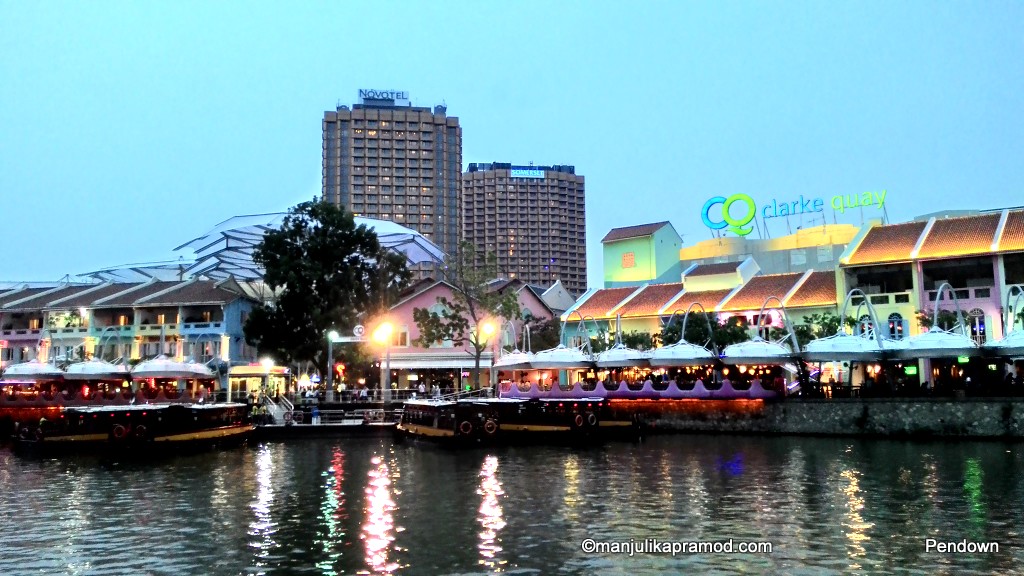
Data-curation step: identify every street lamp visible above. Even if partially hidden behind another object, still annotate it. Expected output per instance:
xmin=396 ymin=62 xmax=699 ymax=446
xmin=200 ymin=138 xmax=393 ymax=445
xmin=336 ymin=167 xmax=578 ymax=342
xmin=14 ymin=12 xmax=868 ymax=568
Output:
xmin=373 ymin=322 xmax=394 ymax=402
xmin=258 ymin=357 xmax=273 ymax=404
xmin=474 ymin=320 xmax=498 ymax=393
xmin=327 ymin=330 xmax=339 ymax=402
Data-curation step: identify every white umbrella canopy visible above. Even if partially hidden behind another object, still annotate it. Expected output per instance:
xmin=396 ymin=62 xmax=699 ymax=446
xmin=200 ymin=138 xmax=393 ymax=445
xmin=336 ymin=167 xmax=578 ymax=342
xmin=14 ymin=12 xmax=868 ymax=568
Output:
xmin=64 ymin=359 xmax=131 ymax=380
xmin=132 ymin=356 xmax=215 ymax=379
xmin=0 ymin=359 xmax=64 ymax=381
xmin=894 ymin=329 xmax=980 ymax=360
xmin=803 ymin=333 xmax=908 ymax=362
xmin=721 ymin=338 xmax=798 ymax=365
xmin=648 ymin=341 xmax=718 ymax=367
xmin=595 ymin=345 xmax=650 ymax=368
xmin=985 ymin=330 xmax=1024 ymax=357
xmin=530 ymin=345 xmax=596 ymax=370
xmin=494 ymin=349 xmax=535 ymax=371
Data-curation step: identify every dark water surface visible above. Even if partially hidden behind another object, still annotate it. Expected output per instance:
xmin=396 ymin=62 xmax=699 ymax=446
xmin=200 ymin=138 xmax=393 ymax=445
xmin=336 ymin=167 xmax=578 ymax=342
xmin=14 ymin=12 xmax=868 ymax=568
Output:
xmin=2 ymin=435 xmax=1024 ymax=575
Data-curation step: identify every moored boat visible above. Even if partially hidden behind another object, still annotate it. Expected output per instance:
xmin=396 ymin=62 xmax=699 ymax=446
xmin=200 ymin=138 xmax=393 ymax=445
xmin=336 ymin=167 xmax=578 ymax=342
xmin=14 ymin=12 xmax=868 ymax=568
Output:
xmin=395 ymin=396 xmax=641 ymax=447
xmin=8 ymin=355 xmax=253 ymax=456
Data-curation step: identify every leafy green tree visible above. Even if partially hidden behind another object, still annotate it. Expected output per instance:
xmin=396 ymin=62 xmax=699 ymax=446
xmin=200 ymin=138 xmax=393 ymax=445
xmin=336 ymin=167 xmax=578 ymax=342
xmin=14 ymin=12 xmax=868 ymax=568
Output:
xmin=619 ymin=330 xmax=658 ymax=350
xmin=917 ymin=308 xmax=963 ymax=331
xmin=413 ymin=243 xmax=520 ymax=389
xmin=523 ymin=316 xmax=561 ymax=352
xmin=660 ymin=313 xmax=750 ymax=349
xmin=243 ymin=201 xmax=411 ymax=377
xmin=768 ymin=312 xmax=857 ymax=349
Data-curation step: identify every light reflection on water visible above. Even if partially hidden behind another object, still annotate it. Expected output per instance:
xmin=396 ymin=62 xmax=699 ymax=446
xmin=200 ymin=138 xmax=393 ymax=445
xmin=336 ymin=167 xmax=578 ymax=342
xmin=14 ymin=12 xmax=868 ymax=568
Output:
xmin=476 ymin=455 xmax=506 ymax=572
xmin=248 ymin=444 xmax=278 ymax=574
xmin=359 ymin=454 xmax=400 ymax=575
xmin=2 ymin=436 xmax=1024 ymax=575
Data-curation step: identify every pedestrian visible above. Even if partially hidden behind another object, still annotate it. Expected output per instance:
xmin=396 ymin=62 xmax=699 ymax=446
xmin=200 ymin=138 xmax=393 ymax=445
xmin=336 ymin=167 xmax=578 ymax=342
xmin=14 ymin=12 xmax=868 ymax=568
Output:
xmin=312 ymin=405 xmax=320 ymax=425
xmin=417 ymin=382 xmax=426 ymax=396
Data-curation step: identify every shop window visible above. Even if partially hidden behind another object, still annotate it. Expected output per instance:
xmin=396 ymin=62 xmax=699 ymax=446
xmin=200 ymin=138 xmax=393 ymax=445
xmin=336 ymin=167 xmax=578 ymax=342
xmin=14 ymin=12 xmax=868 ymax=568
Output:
xmin=887 ymin=313 xmax=905 ymax=340
xmin=969 ymin=309 xmax=986 ymax=345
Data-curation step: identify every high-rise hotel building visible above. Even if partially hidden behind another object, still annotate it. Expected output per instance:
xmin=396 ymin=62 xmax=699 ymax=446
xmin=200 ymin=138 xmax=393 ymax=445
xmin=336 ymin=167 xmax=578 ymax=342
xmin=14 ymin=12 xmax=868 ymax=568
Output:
xmin=322 ymin=90 xmax=462 ymax=273
xmin=462 ymin=163 xmax=587 ymax=296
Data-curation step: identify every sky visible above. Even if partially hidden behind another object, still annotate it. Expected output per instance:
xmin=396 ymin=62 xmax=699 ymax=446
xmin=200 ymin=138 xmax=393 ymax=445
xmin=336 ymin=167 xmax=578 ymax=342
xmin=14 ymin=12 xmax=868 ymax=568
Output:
xmin=2 ymin=1 xmax=1023 ymax=288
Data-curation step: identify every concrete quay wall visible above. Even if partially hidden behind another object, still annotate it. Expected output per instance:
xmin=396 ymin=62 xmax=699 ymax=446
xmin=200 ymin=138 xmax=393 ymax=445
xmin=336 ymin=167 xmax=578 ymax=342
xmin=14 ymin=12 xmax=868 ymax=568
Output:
xmin=632 ymin=399 xmax=1024 ymax=438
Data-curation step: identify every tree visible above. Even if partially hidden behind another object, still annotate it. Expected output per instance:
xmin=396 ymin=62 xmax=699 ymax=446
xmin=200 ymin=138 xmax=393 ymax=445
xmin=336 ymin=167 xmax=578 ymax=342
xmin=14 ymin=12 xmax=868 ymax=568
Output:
xmin=660 ymin=312 xmax=750 ymax=349
xmin=768 ymin=312 xmax=856 ymax=349
xmin=413 ymin=243 xmax=520 ymax=390
xmin=243 ymin=201 xmax=411 ymax=378
xmin=523 ymin=315 xmax=561 ymax=352
xmin=917 ymin=308 xmax=963 ymax=331
xmin=619 ymin=330 xmax=658 ymax=350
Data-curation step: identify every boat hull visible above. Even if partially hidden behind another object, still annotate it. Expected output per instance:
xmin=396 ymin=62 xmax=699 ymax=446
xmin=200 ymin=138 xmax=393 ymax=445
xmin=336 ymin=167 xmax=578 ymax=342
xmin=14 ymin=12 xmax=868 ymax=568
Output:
xmin=394 ymin=398 xmax=642 ymax=448
xmin=10 ymin=403 xmax=253 ymax=458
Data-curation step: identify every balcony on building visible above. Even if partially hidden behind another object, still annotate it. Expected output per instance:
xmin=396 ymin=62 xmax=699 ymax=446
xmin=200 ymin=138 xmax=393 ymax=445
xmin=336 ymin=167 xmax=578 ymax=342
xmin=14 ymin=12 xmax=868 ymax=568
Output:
xmin=136 ymin=307 xmax=182 ymax=337
xmin=0 ymin=312 xmax=45 ymax=341
xmin=180 ymin=306 xmax=225 ymax=335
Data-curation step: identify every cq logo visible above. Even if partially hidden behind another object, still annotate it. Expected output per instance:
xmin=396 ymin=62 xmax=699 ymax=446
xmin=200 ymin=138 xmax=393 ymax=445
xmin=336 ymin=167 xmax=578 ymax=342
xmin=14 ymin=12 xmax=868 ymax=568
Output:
xmin=701 ymin=194 xmax=756 ymax=237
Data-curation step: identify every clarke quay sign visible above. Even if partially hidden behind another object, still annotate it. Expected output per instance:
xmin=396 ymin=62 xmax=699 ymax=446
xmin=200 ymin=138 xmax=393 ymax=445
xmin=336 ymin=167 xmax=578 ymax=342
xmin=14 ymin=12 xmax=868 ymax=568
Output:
xmin=359 ymin=89 xmax=409 ymax=101
xmin=701 ymin=190 xmax=888 ymax=236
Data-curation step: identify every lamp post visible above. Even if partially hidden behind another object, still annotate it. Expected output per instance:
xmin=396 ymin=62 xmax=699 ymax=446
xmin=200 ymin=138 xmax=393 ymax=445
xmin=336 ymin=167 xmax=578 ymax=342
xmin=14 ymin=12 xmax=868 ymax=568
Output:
xmin=373 ymin=322 xmax=394 ymax=402
xmin=474 ymin=320 xmax=497 ymax=394
xmin=327 ymin=330 xmax=339 ymax=402
xmin=259 ymin=357 xmax=273 ymax=403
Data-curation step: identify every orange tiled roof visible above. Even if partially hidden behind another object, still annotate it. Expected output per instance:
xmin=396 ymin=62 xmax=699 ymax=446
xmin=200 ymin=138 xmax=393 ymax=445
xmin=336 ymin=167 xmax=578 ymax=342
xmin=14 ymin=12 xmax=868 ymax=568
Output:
xmin=719 ymin=273 xmax=803 ymax=311
xmin=998 ymin=210 xmax=1024 ymax=252
xmin=786 ymin=271 xmax=838 ymax=308
xmin=572 ymin=287 xmax=637 ymax=318
xmin=685 ymin=262 xmax=741 ymax=277
xmin=916 ymin=213 xmax=1001 ymax=260
xmin=844 ymin=221 xmax=927 ymax=265
xmin=617 ymin=283 xmax=685 ymax=317
xmin=665 ymin=289 xmax=734 ymax=314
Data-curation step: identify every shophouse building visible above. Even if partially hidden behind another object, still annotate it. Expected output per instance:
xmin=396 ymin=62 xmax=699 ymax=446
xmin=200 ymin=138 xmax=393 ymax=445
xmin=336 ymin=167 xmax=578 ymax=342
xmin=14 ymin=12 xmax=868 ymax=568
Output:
xmin=0 ymin=279 xmax=257 ymax=369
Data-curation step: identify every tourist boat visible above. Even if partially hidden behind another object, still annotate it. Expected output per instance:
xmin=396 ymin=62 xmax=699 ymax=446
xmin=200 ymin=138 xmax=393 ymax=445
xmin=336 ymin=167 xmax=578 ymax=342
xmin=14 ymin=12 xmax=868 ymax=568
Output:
xmin=9 ymin=355 xmax=253 ymax=455
xmin=394 ymin=396 xmax=641 ymax=447
xmin=252 ymin=407 xmax=401 ymax=439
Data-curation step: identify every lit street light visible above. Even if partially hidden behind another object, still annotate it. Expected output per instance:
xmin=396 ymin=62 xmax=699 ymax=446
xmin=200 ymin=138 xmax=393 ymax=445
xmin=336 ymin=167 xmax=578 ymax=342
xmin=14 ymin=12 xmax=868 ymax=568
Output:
xmin=472 ymin=320 xmax=498 ymax=393
xmin=373 ymin=322 xmax=394 ymax=402
xmin=327 ymin=330 xmax=340 ymax=402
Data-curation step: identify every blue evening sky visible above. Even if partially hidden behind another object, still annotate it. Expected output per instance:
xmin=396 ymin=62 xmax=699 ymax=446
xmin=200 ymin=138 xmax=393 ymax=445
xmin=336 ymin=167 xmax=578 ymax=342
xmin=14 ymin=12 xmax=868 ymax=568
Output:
xmin=2 ymin=1 xmax=1022 ymax=287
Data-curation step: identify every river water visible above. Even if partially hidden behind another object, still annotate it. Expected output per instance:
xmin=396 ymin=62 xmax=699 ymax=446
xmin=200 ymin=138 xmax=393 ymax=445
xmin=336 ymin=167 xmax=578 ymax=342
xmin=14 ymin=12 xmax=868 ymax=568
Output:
xmin=1 ymin=434 xmax=1023 ymax=575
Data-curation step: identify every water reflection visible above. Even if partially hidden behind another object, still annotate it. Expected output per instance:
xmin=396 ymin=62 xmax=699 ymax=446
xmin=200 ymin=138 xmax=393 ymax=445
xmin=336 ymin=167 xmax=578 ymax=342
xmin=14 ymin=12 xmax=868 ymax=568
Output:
xmin=839 ymin=467 xmax=873 ymax=570
xmin=477 ymin=455 xmax=507 ymax=572
xmin=4 ymin=437 xmax=1024 ymax=575
xmin=360 ymin=454 xmax=399 ymax=575
xmin=248 ymin=445 xmax=277 ymax=574
xmin=964 ymin=458 xmax=986 ymax=536
xmin=317 ymin=447 xmax=347 ymax=574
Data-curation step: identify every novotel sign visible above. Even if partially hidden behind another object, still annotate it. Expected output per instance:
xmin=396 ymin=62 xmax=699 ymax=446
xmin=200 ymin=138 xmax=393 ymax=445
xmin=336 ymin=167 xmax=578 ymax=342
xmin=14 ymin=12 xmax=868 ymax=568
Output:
xmin=510 ymin=169 xmax=545 ymax=178
xmin=701 ymin=190 xmax=888 ymax=236
xmin=359 ymin=89 xmax=409 ymax=101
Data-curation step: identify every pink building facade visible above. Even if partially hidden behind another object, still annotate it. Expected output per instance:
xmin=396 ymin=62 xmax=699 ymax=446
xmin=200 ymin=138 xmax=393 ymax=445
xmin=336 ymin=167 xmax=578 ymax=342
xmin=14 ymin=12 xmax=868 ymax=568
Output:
xmin=372 ymin=280 xmax=555 ymax=390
